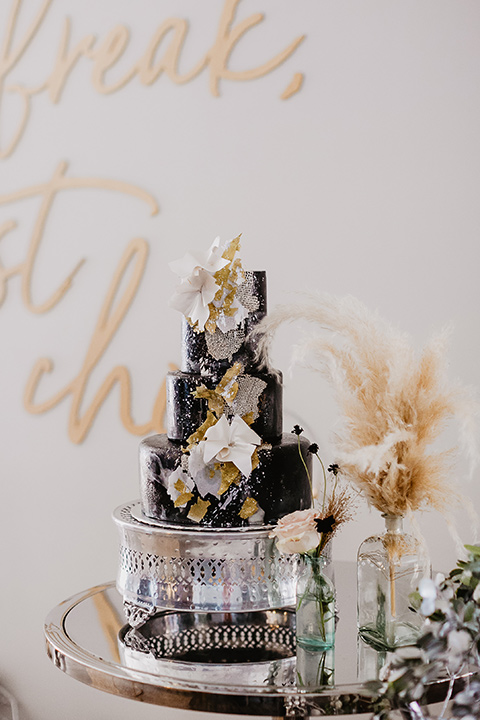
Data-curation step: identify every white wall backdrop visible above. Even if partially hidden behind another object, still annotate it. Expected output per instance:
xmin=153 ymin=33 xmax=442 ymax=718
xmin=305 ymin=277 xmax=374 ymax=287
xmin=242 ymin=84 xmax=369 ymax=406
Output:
xmin=1 ymin=1 xmax=479 ymax=718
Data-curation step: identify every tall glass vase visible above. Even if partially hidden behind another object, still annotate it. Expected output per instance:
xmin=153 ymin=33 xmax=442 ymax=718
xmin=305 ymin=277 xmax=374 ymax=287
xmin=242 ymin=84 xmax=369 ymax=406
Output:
xmin=296 ymin=555 xmax=335 ymax=650
xmin=357 ymin=514 xmax=431 ymax=650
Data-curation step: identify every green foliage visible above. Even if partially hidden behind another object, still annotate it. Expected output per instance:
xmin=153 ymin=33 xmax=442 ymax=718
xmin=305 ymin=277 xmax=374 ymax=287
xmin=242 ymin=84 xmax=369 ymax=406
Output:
xmin=369 ymin=544 xmax=480 ymax=719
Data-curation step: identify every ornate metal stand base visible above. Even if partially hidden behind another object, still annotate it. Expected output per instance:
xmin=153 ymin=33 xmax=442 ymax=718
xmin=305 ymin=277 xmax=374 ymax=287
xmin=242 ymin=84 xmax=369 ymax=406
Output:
xmin=113 ymin=501 xmax=298 ymax=614
xmin=119 ymin=608 xmax=296 ymax=687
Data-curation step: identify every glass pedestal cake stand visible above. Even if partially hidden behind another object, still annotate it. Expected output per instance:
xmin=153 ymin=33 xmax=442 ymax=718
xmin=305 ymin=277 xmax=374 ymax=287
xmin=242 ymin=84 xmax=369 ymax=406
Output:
xmin=44 ymin=562 xmax=469 ymax=718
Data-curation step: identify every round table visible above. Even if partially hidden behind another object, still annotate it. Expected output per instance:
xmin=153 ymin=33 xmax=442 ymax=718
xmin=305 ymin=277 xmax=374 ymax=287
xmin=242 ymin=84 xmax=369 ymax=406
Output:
xmin=44 ymin=563 xmax=462 ymax=718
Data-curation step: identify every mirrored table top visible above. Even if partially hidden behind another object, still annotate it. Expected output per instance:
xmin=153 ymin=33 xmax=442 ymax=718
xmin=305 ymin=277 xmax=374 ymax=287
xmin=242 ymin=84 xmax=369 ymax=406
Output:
xmin=44 ymin=563 xmax=460 ymax=717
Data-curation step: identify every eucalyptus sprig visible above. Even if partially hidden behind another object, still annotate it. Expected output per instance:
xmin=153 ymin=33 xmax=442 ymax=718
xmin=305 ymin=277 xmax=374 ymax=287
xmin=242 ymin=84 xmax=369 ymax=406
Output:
xmin=367 ymin=545 xmax=480 ymax=720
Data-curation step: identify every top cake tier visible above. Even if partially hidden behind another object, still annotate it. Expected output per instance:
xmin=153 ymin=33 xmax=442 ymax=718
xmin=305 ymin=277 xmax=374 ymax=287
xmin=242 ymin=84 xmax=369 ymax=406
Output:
xmin=181 ymin=270 xmax=266 ymax=376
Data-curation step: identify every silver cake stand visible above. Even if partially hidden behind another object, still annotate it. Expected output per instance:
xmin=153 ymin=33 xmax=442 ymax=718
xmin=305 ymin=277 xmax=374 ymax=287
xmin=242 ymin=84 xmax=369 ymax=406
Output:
xmin=44 ymin=563 xmax=469 ymax=718
xmin=113 ymin=501 xmax=300 ymax=620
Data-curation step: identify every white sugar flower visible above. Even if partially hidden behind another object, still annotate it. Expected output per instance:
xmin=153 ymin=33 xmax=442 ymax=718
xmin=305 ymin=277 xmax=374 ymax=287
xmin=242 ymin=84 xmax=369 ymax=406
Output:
xmin=202 ymin=414 xmax=261 ymax=477
xmin=169 ymin=237 xmax=232 ymax=330
xmin=169 ymin=236 xmax=229 ymax=279
xmin=169 ymin=268 xmax=219 ymax=330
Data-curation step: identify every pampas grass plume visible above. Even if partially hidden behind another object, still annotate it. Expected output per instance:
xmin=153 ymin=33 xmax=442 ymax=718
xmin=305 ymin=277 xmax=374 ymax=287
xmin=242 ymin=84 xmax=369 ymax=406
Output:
xmin=254 ymin=293 xmax=479 ymax=520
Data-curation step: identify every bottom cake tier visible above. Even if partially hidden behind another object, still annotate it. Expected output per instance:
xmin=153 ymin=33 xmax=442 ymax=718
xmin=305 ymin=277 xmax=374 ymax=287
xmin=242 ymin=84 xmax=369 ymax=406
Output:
xmin=139 ymin=432 xmax=313 ymax=527
xmin=113 ymin=502 xmax=299 ymax=613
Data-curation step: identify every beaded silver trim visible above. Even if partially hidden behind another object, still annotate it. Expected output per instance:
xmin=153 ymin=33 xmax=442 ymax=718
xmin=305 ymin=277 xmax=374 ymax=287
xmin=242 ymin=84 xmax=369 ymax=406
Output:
xmin=230 ymin=374 xmax=267 ymax=420
xmin=235 ymin=271 xmax=260 ymax=312
xmin=205 ymin=327 xmax=245 ymax=360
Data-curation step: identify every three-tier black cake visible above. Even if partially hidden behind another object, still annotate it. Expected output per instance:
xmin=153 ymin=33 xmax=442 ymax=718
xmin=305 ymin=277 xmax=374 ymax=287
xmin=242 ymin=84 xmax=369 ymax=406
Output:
xmin=138 ymin=236 xmax=313 ymax=528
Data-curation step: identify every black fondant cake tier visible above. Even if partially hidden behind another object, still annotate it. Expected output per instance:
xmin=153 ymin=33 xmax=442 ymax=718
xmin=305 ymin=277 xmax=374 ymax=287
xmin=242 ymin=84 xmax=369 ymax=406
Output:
xmin=166 ymin=369 xmax=283 ymax=443
xmin=181 ymin=271 xmax=266 ymax=376
xmin=139 ymin=433 xmax=313 ymax=528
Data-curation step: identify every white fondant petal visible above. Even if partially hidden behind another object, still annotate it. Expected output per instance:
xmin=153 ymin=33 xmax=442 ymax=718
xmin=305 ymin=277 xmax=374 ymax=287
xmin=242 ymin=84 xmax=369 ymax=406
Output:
xmin=201 ymin=415 xmax=260 ymax=478
xmin=169 ymin=269 xmax=219 ymax=330
xmin=205 ymin=236 xmax=229 ymax=273
xmin=189 ymin=295 xmax=210 ymax=331
xmin=203 ymin=415 xmax=230 ymax=444
xmin=230 ymin=415 xmax=262 ymax=445
xmin=169 ymin=284 xmax=198 ymax=316
xmin=169 ymin=238 xmax=229 ymax=282
xmin=169 ymin=253 xmax=199 ymax=279
xmin=223 ymin=444 xmax=254 ymax=477
xmin=202 ymin=440 xmax=227 ymax=465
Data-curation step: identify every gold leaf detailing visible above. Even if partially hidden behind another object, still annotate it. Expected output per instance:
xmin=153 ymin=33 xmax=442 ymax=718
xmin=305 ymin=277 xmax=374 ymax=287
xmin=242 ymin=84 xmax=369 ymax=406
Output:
xmin=173 ymin=479 xmax=194 ymax=507
xmin=174 ymin=479 xmax=188 ymax=492
xmin=223 ymin=234 xmax=242 ymax=263
xmin=218 ymin=462 xmax=241 ymax=495
xmin=186 ymin=410 xmax=217 ymax=447
xmin=216 ymin=361 xmax=243 ymax=405
xmin=242 ymin=411 xmax=255 ymax=426
xmin=205 ymin=236 xmax=245 ymax=333
xmin=219 ymin=265 xmax=243 ymax=316
xmin=193 ymin=385 xmax=224 ymax=417
xmin=251 ymin=447 xmax=260 ymax=470
xmin=239 ymin=497 xmax=259 ymax=519
xmin=174 ymin=492 xmax=193 ymax=507
xmin=187 ymin=498 xmax=211 ymax=522
xmin=205 ymin=315 xmax=218 ymax=335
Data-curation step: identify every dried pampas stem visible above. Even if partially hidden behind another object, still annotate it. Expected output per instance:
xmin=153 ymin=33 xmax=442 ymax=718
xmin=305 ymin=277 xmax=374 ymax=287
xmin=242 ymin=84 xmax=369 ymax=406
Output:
xmin=253 ymin=292 xmax=479 ymax=530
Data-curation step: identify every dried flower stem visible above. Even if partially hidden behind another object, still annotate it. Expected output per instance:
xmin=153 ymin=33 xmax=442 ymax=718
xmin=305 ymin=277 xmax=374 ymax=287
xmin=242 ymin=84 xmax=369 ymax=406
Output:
xmin=314 ymin=454 xmax=328 ymax=514
xmin=297 ymin=434 xmax=313 ymax=496
xmin=389 ymin=564 xmax=396 ymax=618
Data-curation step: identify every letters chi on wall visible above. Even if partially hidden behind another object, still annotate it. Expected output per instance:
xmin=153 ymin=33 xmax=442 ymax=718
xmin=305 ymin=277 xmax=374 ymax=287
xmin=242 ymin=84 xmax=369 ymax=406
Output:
xmin=0 ymin=0 xmax=305 ymax=442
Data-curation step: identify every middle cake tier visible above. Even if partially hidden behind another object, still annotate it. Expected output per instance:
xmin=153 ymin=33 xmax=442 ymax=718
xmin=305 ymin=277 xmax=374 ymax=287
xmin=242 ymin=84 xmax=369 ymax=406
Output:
xmin=166 ymin=368 xmax=283 ymax=442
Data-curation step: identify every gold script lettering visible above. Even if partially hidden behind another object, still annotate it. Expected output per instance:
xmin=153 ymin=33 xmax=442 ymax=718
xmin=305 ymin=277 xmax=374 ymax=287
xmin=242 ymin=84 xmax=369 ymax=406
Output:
xmin=47 ymin=17 xmax=96 ymax=103
xmin=207 ymin=0 xmax=305 ymax=97
xmin=0 ymin=0 xmax=306 ymax=159
xmin=90 ymin=24 xmax=136 ymax=94
xmin=0 ymin=0 xmax=52 ymax=158
xmin=135 ymin=18 xmax=206 ymax=86
xmin=0 ymin=160 xmax=158 ymax=313
xmin=24 ymin=238 xmax=175 ymax=443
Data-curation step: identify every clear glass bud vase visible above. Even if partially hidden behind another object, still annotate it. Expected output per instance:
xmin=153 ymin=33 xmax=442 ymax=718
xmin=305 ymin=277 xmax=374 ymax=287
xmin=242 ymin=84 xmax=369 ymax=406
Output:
xmin=296 ymin=555 xmax=335 ymax=650
xmin=296 ymin=645 xmax=335 ymax=689
xmin=357 ymin=514 xmax=431 ymax=650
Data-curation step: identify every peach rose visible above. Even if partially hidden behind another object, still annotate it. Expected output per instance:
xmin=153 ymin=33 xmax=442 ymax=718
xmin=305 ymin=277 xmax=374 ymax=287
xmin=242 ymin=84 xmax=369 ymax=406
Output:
xmin=270 ymin=508 xmax=320 ymax=554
